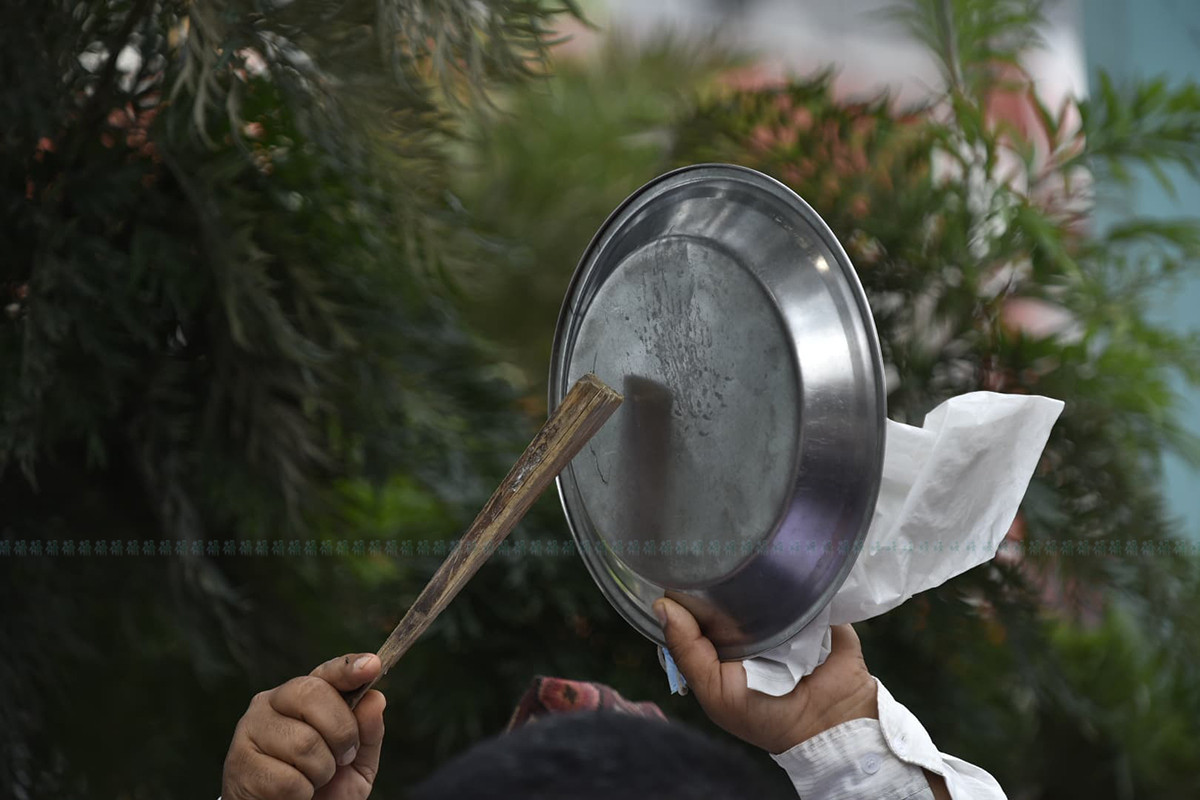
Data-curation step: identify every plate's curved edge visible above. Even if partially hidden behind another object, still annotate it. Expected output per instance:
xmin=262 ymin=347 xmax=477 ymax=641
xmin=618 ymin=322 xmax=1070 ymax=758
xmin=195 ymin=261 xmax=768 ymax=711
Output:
xmin=735 ymin=167 xmax=889 ymax=656
xmin=549 ymin=163 xmax=888 ymax=661
xmin=548 ymin=168 xmax=712 ymax=655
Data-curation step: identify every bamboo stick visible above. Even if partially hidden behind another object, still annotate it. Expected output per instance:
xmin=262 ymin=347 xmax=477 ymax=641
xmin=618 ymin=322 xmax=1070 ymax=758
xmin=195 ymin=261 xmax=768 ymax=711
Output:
xmin=343 ymin=373 xmax=622 ymax=708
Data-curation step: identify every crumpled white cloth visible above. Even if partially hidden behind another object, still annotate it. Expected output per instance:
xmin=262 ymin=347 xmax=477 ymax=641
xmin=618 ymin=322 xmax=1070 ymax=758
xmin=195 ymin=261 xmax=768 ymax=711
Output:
xmin=741 ymin=391 xmax=1064 ymax=696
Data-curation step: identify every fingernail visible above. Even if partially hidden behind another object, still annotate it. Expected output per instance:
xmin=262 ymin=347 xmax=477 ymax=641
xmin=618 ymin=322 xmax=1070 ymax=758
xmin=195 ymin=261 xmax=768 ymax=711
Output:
xmin=652 ymin=599 xmax=668 ymax=627
xmin=338 ymin=746 xmax=357 ymax=766
xmin=353 ymin=655 xmax=372 ymax=671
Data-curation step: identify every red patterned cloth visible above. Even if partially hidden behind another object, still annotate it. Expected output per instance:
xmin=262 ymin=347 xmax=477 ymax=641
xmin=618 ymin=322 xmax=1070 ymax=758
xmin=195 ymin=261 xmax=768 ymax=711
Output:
xmin=504 ymin=676 xmax=667 ymax=732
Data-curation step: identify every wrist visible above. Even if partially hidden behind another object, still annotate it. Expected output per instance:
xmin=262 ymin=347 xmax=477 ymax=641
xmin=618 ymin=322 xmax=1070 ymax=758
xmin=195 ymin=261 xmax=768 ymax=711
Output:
xmin=775 ymin=675 xmax=879 ymax=753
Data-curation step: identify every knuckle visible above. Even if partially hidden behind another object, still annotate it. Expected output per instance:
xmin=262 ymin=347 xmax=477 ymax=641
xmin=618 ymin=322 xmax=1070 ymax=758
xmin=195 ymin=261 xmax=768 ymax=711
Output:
xmin=286 ymin=675 xmax=314 ymax=694
xmin=333 ymin=714 xmax=360 ymax=751
xmin=291 ymin=732 xmax=336 ymax=789
xmin=311 ymin=756 xmax=337 ymax=788
xmin=231 ymin=756 xmax=273 ymax=800
xmin=279 ymin=769 xmax=314 ymax=800
xmin=294 ymin=726 xmax=326 ymax=760
xmin=276 ymin=676 xmax=323 ymax=710
xmin=295 ymin=675 xmax=328 ymax=699
xmin=230 ymin=729 xmax=260 ymax=762
xmin=225 ymin=731 xmax=248 ymax=760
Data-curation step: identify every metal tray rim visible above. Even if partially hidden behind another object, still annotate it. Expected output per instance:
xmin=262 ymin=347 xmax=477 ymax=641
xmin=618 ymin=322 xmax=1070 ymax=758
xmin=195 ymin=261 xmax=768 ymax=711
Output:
xmin=549 ymin=162 xmax=886 ymax=660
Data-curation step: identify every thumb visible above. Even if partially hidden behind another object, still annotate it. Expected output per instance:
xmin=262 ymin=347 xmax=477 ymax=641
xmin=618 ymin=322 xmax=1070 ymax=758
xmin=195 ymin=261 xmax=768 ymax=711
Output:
xmin=310 ymin=653 xmax=382 ymax=693
xmin=654 ymin=597 xmax=722 ymax=698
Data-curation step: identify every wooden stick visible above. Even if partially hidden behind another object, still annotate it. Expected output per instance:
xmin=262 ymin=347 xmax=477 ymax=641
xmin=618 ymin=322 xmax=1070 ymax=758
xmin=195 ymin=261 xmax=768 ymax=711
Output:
xmin=343 ymin=373 xmax=622 ymax=709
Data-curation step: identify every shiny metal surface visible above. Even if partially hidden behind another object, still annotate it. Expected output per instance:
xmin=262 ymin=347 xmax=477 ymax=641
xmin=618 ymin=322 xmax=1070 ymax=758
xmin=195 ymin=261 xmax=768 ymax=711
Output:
xmin=550 ymin=164 xmax=885 ymax=660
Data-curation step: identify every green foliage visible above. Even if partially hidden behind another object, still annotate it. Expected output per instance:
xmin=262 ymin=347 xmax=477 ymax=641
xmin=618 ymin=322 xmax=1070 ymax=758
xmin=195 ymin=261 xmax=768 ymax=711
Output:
xmin=683 ymin=6 xmax=1200 ymax=798
xmin=451 ymin=36 xmax=737 ymax=403
xmin=890 ymin=0 xmax=1044 ymax=99
xmin=0 ymin=0 xmax=599 ymax=797
xmin=4 ymin=0 xmax=1200 ymax=798
xmin=458 ymin=2 xmax=1200 ymax=797
xmin=1044 ymin=603 xmax=1200 ymax=797
xmin=1073 ymin=73 xmax=1200 ymax=191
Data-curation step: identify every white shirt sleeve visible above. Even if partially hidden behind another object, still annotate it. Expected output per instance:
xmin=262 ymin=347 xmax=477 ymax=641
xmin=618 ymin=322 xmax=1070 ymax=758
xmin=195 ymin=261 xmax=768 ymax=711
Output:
xmin=770 ymin=678 xmax=1007 ymax=800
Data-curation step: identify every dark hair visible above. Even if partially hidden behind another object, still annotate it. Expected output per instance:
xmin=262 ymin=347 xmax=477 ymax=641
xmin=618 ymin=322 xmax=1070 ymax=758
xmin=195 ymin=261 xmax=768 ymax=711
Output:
xmin=409 ymin=711 xmax=790 ymax=800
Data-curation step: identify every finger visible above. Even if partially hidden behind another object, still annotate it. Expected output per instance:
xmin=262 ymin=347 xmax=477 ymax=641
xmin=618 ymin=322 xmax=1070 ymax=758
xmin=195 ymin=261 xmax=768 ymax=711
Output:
xmin=225 ymin=747 xmax=315 ymax=800
xmin=271 ymin=676 xmax=361 ymax=766
xmin=655 ymin=597 xmax=726 ymax=702
xmin=250 ymin=714 xmax=337 ymax=790
xmin=350 ymin=690 xmax=386 ymax=785
xmin=309 ymin=653 xmax=382 ymax=693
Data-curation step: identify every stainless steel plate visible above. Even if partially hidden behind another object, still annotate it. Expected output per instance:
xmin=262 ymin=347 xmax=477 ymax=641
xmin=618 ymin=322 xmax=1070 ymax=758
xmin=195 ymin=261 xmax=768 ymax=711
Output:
xmin=550 ymin=164 xmax=885 ymax=660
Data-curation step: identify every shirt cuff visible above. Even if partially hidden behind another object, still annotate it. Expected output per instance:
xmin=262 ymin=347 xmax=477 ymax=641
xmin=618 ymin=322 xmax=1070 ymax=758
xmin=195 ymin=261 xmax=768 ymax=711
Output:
xmin=771 ymin=714 xmax=933 ymax=800
xmin=772 ymin=677 xmax=1008 ymax=800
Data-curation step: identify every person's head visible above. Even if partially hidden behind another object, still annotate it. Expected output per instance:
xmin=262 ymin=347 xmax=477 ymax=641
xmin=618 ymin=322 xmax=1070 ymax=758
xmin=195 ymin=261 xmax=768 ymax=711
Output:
xmin=410 ymin=711 xmax=790 ymax=800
